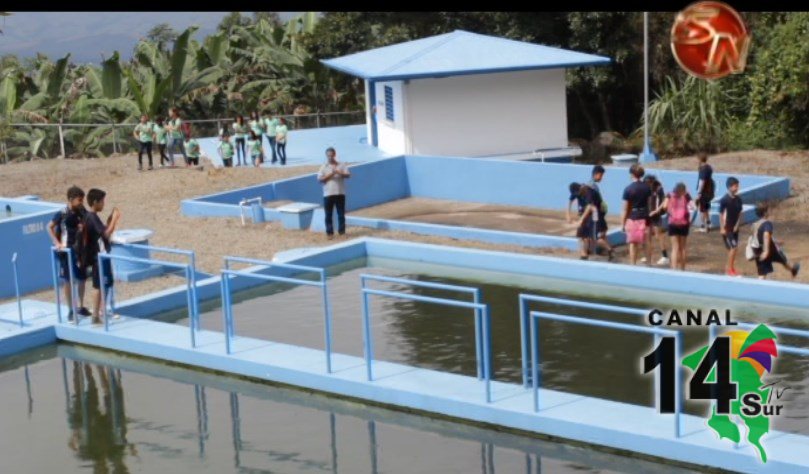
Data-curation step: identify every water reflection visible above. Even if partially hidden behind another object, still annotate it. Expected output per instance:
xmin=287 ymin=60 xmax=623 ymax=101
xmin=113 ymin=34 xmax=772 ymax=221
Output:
xmin=0 ymin=346 xmax=699 ymax=473
xmin=64 ymin=360 xmax=136 ymax=473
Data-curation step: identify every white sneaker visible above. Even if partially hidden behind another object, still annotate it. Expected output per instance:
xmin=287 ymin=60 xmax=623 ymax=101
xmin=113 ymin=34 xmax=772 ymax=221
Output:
xmin=657 ymin=257 xmax=671 ymax=266
xmin=640 ymin=257 xmax=648 ymax=263
xmin=697 ymin=227 xmax=708 ymax=233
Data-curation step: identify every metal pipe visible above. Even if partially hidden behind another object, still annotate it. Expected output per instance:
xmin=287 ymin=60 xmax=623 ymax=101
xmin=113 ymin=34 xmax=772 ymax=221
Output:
xmin=50 ymin=248 xmax=63 ymax=324
xmin=362 ymin=288 xmax=485 ymax=310
xmin=12 ymin=253 xmax=23 ymax=327
xmin=361 ymin=273 xmax=479 ymax=294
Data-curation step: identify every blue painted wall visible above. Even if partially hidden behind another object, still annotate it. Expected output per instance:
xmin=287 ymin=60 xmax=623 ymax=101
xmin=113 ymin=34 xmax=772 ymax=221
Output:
xmin=0 ymin=198 xmax=65 ymax=298
xmin=182 ymin=156 xmax=790 ymax=249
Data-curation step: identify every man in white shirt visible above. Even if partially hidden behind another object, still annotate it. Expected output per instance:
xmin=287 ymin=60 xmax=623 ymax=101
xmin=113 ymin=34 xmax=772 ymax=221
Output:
xmin=317 ymin=147 xmax=351 ymax=239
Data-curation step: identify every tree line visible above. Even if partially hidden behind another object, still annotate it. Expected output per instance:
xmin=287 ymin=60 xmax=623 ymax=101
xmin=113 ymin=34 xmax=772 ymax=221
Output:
xmin=0 ymin=11 xmax=806 ymax=161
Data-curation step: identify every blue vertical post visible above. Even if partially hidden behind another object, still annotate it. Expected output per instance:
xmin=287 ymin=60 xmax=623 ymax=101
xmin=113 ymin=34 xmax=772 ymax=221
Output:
xmin=473 ymin=288 xmax=483 ymax=380
xmin=221 ymin=273 xmax=233 ymax=355
xmin=66 ymin=249 xmax=78 ymax=326
xmin=519 ymin=296 xmax=529 ymax=387
xmin=185 ymin=266 xmax=196 ymax=348
xmin=482 ymin=304 xmax=492 ymax=404
xmin=321 ymin=269 xmax=333 ymax=374
xmin=100 ymin=255 xmax=110 ymax=332
xmin=50 ymin=249 xmax=62 ymax=324
xmin=12 ymin=253 xmax=23 ymax=327
xmin=531 ymin=314 xmax=540 ymax=412
xmin=362 ymin=290 xmax=373 ymax=381
xmin=190 ymin=252 xmax=200 ymax=331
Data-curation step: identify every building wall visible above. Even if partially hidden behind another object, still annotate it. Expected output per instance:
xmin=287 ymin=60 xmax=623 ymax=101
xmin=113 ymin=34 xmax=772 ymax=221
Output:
xmin=374 ymin=81 xmax=408 ymax=155
xmin=404 ymin=69 xmax=568 ymax=157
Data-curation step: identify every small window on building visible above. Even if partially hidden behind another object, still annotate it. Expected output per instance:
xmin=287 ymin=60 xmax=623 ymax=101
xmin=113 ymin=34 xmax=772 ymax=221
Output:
xmin=384 ymin=85 xmax=394 ymax=122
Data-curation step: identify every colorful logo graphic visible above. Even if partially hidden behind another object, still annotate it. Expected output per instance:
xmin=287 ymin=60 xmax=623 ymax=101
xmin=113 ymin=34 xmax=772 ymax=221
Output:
xmin=682 ymin=325 xmax=779 ymax=462
xmin=671 ymin=1 xmax=750 ymax=79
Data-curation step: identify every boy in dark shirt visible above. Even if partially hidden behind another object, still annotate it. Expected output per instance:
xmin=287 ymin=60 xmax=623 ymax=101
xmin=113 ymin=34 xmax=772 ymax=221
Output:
xmin=84 ymin=189 xmax=122 ymax=325
xmin=47 ymin=186 xmax=89 ymax=321
xmin=753 ymin=203 xmax=800 ymax=280
xmin=696 ymin=152 xmax=715 ymax=232
xmin=718 ymin=177 xmax=743 ymax=276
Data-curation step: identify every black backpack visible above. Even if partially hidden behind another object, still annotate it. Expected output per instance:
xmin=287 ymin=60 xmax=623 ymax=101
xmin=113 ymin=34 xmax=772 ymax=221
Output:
xmin=72 ymin=212 xmax=92 ymax=269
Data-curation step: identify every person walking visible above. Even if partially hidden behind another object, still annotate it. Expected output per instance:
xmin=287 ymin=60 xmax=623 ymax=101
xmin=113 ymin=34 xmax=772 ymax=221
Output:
xmin=588 ymin=165 xmax=614 ymax=260
xmin=264 ymin=112 xmax=279 ymax=164
xmin=317 ymin=147 xmax=350 ymax=239
xmin=621 ymin=164 xmax=653 ymax=266
xmin=133 ymin=114 xmax=155 ymax=171
xmin=751 ymin=203 xmax=801 ymax=280
xmin=657 ymin=182 xmax=696 ymax=270
xmin=232 ymin=115 xmax=248 ymax=166
xmin=154 ymin=117 xmax=170 ymax=167
xmin=719 ymin=177 xmax=743 ymax=276
xmin=644 ymin=175 xmax=670 ymax=266
xmin=696 ymin=152 xmax=715 ymax=232
xmin=275 ymin=117 xmax=288 ymax=165
xmin=166 ymin=107 xmax=188 ymax=166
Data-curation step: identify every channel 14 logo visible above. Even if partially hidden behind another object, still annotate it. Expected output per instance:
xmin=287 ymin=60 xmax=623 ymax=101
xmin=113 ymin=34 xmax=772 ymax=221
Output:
xmin=642 ymin=309 xmax=788 ymax=463
xmin=671 ymin=1 xmax=750 ymax=79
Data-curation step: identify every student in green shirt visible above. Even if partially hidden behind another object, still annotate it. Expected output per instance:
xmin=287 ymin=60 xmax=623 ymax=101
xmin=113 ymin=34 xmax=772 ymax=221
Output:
xmin=264 ymin=113 xmax=279 ymax=163
xmin=247 ymin=130 xmax=264 ymax=167
xmin=249 ymin=111 xmax=266 ymax=163
xmin=166 ymin=107 xmax=188 ymax=166
xmin=232 ymin=115 xmax=248 ymax=166
xmin=184 ymin=131 xmax=201 ymax=167
xmin=218 ymin=133 xmax=235 ymax=168
xmin=153 ymin=117 xmax=171 ymax=167
xmin=275 ymin=117 xmax=288 ymax=165
xmin=133 ymin=114 xmax=155 ymax=171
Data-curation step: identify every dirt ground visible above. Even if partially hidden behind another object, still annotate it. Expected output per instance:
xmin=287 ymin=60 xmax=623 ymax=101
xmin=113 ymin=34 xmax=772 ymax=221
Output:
xmin=2 ymin=149 xmax=807 ymax=305
xmin=351 ymin=197 xmax=624 ymax=236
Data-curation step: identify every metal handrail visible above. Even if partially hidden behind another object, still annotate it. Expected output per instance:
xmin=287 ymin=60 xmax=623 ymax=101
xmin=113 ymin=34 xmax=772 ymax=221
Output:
xmin=50 ymin=247 xmax=79 ymax=325
xmin=117 ymin=243 xmax=200 ymax=331
xmin=96 ymin=253 xmax=198 ymax=348
xmin=360 ymin=274 xmax=492 ymax=403
xmin=219 ymin=256 xmax=333 ymax=372
xmin=529 ymin=310 xmax=682 ymax=438
xmin=362 ymin=274 xmax=487 ymax=380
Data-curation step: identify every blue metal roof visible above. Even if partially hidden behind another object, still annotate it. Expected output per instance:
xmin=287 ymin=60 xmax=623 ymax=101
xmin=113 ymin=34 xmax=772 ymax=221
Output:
xmin=321 ymin=30 xmax=611 ymax=81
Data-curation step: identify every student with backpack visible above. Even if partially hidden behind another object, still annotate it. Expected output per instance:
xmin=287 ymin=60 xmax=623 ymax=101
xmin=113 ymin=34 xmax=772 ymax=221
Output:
xmin=46 ymin=186 xmax=89 ymax=321
xmin=748 ymin=203 xmax=800 ymax=280
xmin=588 ymin=165 xmax=615 ymax=261
xmin=645 ymin=175 xmax=670 ymax=266
xmin=83 ymin=189 xmax=122 ymax=325
xmin=696 ymin=152 xmax=715 ymax=232
xmin=719 ymin=177 xmax=743 ymax=276
xmin=656 ymin=182 xmax=696 ymax=270
xmin=621 ymin=164 xmax=653 ymax=265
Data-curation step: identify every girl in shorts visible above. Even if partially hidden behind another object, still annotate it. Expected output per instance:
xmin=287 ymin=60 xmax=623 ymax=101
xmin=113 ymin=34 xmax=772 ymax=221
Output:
xmin=657 ymin=182 xmax=695 ymax=271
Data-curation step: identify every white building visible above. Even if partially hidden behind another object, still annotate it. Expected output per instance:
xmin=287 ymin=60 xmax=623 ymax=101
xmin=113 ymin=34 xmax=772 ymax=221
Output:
xmin=322 ymin=30 xmax=610 ymax=159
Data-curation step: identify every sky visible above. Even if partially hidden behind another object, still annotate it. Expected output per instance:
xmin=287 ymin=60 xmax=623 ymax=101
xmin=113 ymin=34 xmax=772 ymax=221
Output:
xmin=0 ymin=12 xmax=301 ymax=64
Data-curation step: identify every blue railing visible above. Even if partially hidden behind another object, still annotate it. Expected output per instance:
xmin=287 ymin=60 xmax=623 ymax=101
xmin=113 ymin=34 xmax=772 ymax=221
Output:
xmin=49 ymin=247 xmax=80 ymax=325
xmin=11 ymin=253 xmax=23 ymax=327
xmin=360 ymin=274 xmax=493 ymax=403
xmin=118 ymin=243 xmax=200 ymax=331
xmin=96 ymin=253 xmax=198 ymax=347
xmin=519 ymin=294 xmax=648 ymax=387
xmin=529 ymin=310 xmax=683 ymax=438
xmin=220 ymin=256 xmax=334 ymax=373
